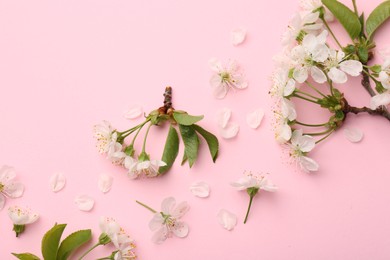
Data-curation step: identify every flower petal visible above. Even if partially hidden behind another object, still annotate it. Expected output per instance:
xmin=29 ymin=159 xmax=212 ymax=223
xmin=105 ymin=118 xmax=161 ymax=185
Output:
xmin=230 ymin=28 xmax=247 ymax=46
xmin=49 ymin=172 xmax=66 ymax=192
xmin=220 ymin=122 xmax=240 ymax=139
xmin=172 ymin=201 xmax=190 ymax=219
xmin=172 ymin=221 xmax=189 ymax=238
xmin=212 ymin=82 xmax=228 ymax=99
xmin=189 ymin=181 xmax=210 ymax=198
xmin=208 ymin=57 xmax=223 ymax=72
xmin=8 ymin=205 xmax=39 ymax=225
xmin=217 ymin=209 xmax=237 ymax=231
xmin=370 ymin=93 xmax=390 ymax=109
xmin=344 ymin=127 xmax=364 ymax=143
xmin=216 ymin=108 xmax=231 ymax=128
xmin=74 ymin=195 xmax=95 ymax=211
xmin=340 ymin=60 xmax=362 ymax=76
xmin=246 ymin=108 xmax=264 ymax=129
xmin=151 ymin=226 xmax=168 ymax=244
xmin=328 ymin=67 xmax=347 ymax=84
xmin=4 ymin=181 xmax=24 ymax=198
xmin=311 ymin=66 xmax=327 ymax=83
xmin=149 ymin=213 xmax=164 ymax=231
xmin=230 ymin=176 xmax=257 ymax=190
xmin=98 ymin=173 xmax=113 ymax=193
xmin=161 ymin=197 xmax=176 ymax=215
xmin=0 ymin=195 xmax=4 ymax=210
xmin=299 ymin=156 xmax=319 ymax=173
xmin=123 ymin=105 xmax=143 ymax=119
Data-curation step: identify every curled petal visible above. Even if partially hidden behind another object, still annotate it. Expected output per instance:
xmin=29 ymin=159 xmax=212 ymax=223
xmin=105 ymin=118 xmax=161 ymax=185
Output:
xmin=49 ymin=172 xmax=66 ymax=192
xmin=74 ymin=195 xmax=95 ymax=211
xmin=344 ymin=127 xmax=364 ymax=143
xmin=98 ymin=173 xmax=113 ymax=193
xmin=246 ymin=108 xmax=264 ymax=129
xmin=216 ymin=108 xmax=231 ymax=128
xmin=172 ymin=221 xmax=189 ymax=238
xmin=123 ymin=105 xmax=143 ymax=119
xmin=230 ymin=28 xmax=246 ymax=46
xmin=220 ymin=122 xmax=240 ymax=139
xmin=299 ymin=156 xmax=319 ymax=173
xmin=189 ymin=181 xmax=210 ymax=198
xmin=217 ymin=209 xmax=237 ymax=231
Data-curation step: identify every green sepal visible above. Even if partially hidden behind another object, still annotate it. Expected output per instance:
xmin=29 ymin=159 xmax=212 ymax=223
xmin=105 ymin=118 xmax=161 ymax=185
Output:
xmin=178 ymin=124 xmax=199 ymax=168
xmin=99 ymin=233 xmax=112 ymax=245
xmin=41 ymin=223 xmax=67 ymax=260
xmin=370 ymin=64 xmax=382 ymax=73
xmin=57 ymin=229 xmax=92 ymax=260
xmin=11 ymin=253 xmax=40 ymax=260
xmin=13 ymin=224 xmax=26 ymax=237
xmin=173 ymin=111 xmax=204 ymax=126
xmin=358 ymin=46 xmax=369 ymax=63
xmin=159 ymin=125 xmax=179 ymax=174
xmin=375 ymin=81 xmax=386 ymax=93
xmin=192 ymin=124 xmax=219 ymax=163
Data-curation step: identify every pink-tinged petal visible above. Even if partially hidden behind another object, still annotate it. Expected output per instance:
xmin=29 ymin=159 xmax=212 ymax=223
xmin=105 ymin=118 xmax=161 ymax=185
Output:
xmin=4 ymin=182 xmax=24 ymax=198
xmin=230 ymin=176 xmax=256 ymax=190
xmin=0 ymin=195 xmax=5 ymax=210
xmin=293 ymin=67 xmax=308 ymax=83
xmin=281 ymin=98 xmax=297 ymax=121
xmin=189 ymin=181 xmax=210 ymax=198
xmin=246 ymin=108 xmax=264 ymax=129
xmin=344 ymin=127 xmax=364 ymax=143
xmin=172 ymin=201 xmax=190 ymax=219
xmin=151 ymin=226 xmax=168 ymax=244
xmin=370 ymin=93 xmax=390 ymax=109
xmin=299 ymin=156 xmax=319 ymax=173
xmin=217 ymin=209 xmax=237 ymax=231
xmin=98 ymin=173 xmax=113 ymax=193
xmin=212 ymin=83 xmax=228 ymax=99
xmin=8 ymin=206 xmax=39 ymax=225
xmin=49 ymin=172 xmax=66 ymax=192
xmin=0 ymin=165 xmax=16 ymax=181
xmin=311 ymin=66 xmax=327 ymax=83
xmin=161 ymin=197 xmax=176 ymax=215
xmin=328 ymin=67 xmax=347 ymax=84
xmin=216 ymin=107 xmax=232 ymax=128
xmin=230 ymin=28 xmax=246 ymax=46
xmin=276 ymin=122 xmax=292 ymax=144
xmin=74 ymin=195 xmax=95 ymax=211
xmin=172 ymin=221 xmax=189 ymax=238
xmin=209 ymin=58 xmax=223 ymax=72
xmin=123 ymin=105 xmax=143 ymax=120
xmin=220 ymin=122 xmax=240 ymax=139
xmin=149 ymin=213 xmax=164 ymax=231
xmin=259 ymin=178 xmax=278 ymax=192
xmin=340 ymin=60 xmax=362 ymax=76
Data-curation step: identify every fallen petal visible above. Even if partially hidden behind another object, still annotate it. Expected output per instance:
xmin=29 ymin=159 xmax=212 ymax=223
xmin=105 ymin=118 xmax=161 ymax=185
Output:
xmin=123 ymin=105 xmax=143 ymax=119
xmin=74 ymin=195 xmax=95 ymax=211
xmin=49 ymin=172 xmax=66 ymax=192
xmin=220 ymin=122 xmax=240 ymax=139
xmin=189 ymin=181 xmax=210 ymax=198
xmin=230 ymin=28 xmax=247 ymax=46
xmin=217 ymin=209 xmax=237 ymax=231
xmin=216 ymin=108 xmax=232 ymax=128
xmin=98 ymin=173 xmax=113 ymax=193
xmin=344 ymin=127 xmax=364 ymax=143
xmin=246 ymin=108 xmax=264 ymax=129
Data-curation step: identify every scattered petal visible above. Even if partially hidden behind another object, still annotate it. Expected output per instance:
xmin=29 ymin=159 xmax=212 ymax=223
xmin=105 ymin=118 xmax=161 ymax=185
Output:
xmin=230 ymin=28 xmax=246 ymax=46
xmin=246 ymin=108 xmax=264 ymax=129
xmin=98 ymin=173 xmax=113 ymax=193
xmin=123 ymin=105 xmax=143 ymax=119
xmin=74 ymin=195 xmax=95 ymax=211
xmin=220 ymin=122 xmax=240 ymax=139
xmin=216 ymin=108 xmax=231 ymax=128
xmin=189 ymin=181 xmax=210 ymax=198
xmin=49 ymin=172 xmax=66 ymax=192
xmin=217 ymin=209 xmax=237 ymax=231
xmin=344 ymin=127 xmax=364 ymax=143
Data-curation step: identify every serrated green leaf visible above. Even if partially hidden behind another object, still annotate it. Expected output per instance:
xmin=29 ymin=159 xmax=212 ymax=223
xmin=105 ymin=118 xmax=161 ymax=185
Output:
xmin=41 ymin=224 xmax=66 ymax=260
xmin=322 ymin=0 xmax=361 ymax=39
xmin=173 ymin=111 xmax=204 ymax=126
xmin=192 ymin=124 xmax=219 ymax=163
xmin=366 ymin=0 xmax=390 ymax=38
xmin=159 ymin=125 xmax=179 ymax=174
xmin=11 ymin=253 xmax=40 ymax=260
xmin=178 ymin=124 xmax=199 ymax=168
xmin=57 ymin=229 xmax=92 ymax=260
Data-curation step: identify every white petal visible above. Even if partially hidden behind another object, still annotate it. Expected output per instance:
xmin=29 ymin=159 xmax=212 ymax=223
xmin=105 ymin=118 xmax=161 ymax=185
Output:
xmin=340 ymin=60 xmax=362 ymax=76
xmin=328 ymin=67 xmax=347 ymax=84
xmin=259 ymin=178 xmax=278 ymax=192
xmin=209 ymin=58 xmax=223 ymax=72
xmin=246 ymin=108 xmax=264 ymax=129
xmin=220 ymin=122 xmax=240 ymax=139
xmin=74 ymin=195 xmax=95 ymax=211
xmin=311 ymin=66 xmax=327 ymax=83
xmin=49 ymin=172 xmax=66 ymax=192
xmin=283 ymin=78 xmax=296 ymax=97
xmin=172 ymin=201 xmax=190 ymax=219
xmin=172 ymin=221 xmax=189 ymax=238
xmin=293 ymin=67 xmax=308 ymax=83
xmin=4 ymin=182 xmax=24 ymax=198
xmin=8 ymin=206 xmax=39 ymax=225
xmin=230 ymin=28 xmax=246 ymax=46
xmin=151 ymin=226 xmax=168 ymax=244
xmin=344 ymin=127 xmax=364 ymax=143
xmin=217 ymin=209 xmax=237 ymax=231
xmin=230 ymin=176 xmax=257 ymax=190
xmin=123 ymin=105 xmax=143 ymax=119
xmin=299 ymin=156 xmax=319 ymax=173
xmin=149 ymin=213 xmax=164 ymax=231
xmin=276 ymin=122 xmax=292 ymax=144
xmin=161 ymin=197 xmax=176 ymax=215
xmin=370 ymin=93 xmax=390 ymax=109
xmin=216 ymin=108 xmax=232 ymax=128
xmin=98 ymin=173 xmax=113 ymax=193
xmin=0 ymin=195 xmax=5 ymax=210
xmin=189 ymin=181 xmax=210 ymax=198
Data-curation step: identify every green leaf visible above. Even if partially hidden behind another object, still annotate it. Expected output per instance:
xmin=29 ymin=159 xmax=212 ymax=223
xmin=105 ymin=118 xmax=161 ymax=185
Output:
xmin=358 ymin=46 xmax=369 ymax=63
xmin=366 ymin=0 xmax=390 ymax=38
xmin=181 ymin=153 xmax=188 ymax=165
xmin=57 ymin=229 xmax=92 ymax=260
xmin=178 ymin=124 xmax=199 ymax=168
xmin=159 ymin=125 xmax=179 ymax=174
xmin=192 ymin=124 xmax=219 ymax=163
xmin=173 ymin=111 xmax=204 ymax=126
xmin=11 ymin=253 xmax=40 ymax=260
xmin=41 ymin=224 xmax=66 ymax=260
xmin=322 ymin=0 xmax=361 ymax=39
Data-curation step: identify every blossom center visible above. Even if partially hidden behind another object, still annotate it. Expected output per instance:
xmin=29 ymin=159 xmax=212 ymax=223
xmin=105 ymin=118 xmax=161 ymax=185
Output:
xmin=0 ymin=182 xmax=4 ymax=192
xmin=220 ymin=72 xmax=231 ymax=82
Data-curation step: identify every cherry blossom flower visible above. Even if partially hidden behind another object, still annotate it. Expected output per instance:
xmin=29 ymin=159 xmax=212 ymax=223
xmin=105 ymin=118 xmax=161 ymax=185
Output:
xmin=324 ymin=50 xmax=363 ymax=84
xmin=0 ymin=166 xmax=24 ymax=210
xmin=299 ymin=0 xmax=334 ymax=22
xmin=209 ymin=58 xmax=248 ymax=99
xmin=136 ymin=159 xmax=166 ymax=178
xmin=107 ymin=142 xmax=126 ymax=165
xmin=371 ymin=59 xmax=390 ymax=109
xmin=93 ymin=121 xmax=118 ymax=154
xmin=274 ymin=98 xmax=297 ymax=143
xmin=8 ymin=205 xmax=39 ymax=237
xmin=289 ymin=129 xmax=319 ymax=173
xmin=231 ymin=172 xmax=277 ymax=223
xmin=270 ymin=68 xmax=297 ymax=98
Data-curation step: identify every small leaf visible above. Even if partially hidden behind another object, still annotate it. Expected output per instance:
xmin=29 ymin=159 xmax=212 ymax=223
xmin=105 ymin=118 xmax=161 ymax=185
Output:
xmin=192 ymin=124 xmax=219 ymax=162
xmin=366 ymin=0 xmax=390 ymax=39
xmin=358 ymin=46 xmax=369 ymax=63
xmin=173 ymin=111 xmax=204 ymax=126
xmin=57 ymin=229 xmax=92 ymax=260
xmin=322 ymin=0 xmax=361 ymax=39
xmin=41 ymin=224 xmax=67 ymax=260
xmin=159 ymin=125 xmax=179 ymax=174
xmin=11 ymin=253 xmax=40 ymax=260
xmin=178 ymin=124 xmax=199 ymax=168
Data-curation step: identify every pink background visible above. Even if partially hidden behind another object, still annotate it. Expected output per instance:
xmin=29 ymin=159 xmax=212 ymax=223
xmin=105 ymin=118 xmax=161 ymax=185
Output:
xmin=1 ymin=0 xmax=390 ymax=259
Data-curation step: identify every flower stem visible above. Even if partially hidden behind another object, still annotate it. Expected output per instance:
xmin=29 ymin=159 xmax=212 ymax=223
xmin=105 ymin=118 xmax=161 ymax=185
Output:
xmin=292 ymin=94 xmax=319 ymax=104
xmin=78 ymin=242 xmax=101 ymax=260
xmin=136 ymin=200 xmax=157 ymax=213
xmin=315 ymin=130 xmax=335 ymax=144
xmin=322 ymin=18 xmax=343 ymax=49
xmin=244 ymin=195 xmax=255 ymax=224
xmin=305 ymin=81 xmax=327 ymax=97
xmin=352 ymin=0 xmax=358 ymax=15
xmin=305 ymin=128 xmax=333 ymax=136
xmin=295 ymin=89 xmax=321 ymax=100
xmin=295 ymin=121 xmax=328 ymax=127
xmin=141 ymin=123 xmax=153 ymax=153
